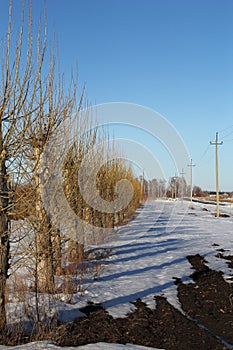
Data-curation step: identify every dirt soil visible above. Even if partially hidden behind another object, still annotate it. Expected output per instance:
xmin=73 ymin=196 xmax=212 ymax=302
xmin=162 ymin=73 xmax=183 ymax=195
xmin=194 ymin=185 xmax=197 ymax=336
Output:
xmin=50 ymin=247 xmax=233 ymax=350
xmin=4 ymin=247 xmax=233 ymax=350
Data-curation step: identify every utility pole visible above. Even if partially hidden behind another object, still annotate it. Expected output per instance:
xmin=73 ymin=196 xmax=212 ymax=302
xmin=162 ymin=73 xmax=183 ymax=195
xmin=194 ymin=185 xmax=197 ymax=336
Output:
xmin=180 ymin=168 xmax=185 ymax=202
xmin=188 ymin=159 xmax=195 ymax=208
xmin=210 ymin=132 xmax=223 ymax=217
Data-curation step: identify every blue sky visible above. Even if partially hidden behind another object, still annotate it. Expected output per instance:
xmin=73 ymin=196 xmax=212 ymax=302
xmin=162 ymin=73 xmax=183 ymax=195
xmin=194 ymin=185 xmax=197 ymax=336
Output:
xmin=1 ymin=0 xmax=233 ymax=191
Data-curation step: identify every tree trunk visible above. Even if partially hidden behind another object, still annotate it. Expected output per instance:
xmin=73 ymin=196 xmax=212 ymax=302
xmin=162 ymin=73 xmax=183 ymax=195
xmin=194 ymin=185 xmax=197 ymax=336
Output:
xmin=34 ymin=145 xmax=54 ymax=293
xmin=68 ymin=240 xmax=84 ymax=263
xmin=0 ymin=155 xmax=10 ymax=334
xmin=53 ymin=229 xmax=62 ymax=276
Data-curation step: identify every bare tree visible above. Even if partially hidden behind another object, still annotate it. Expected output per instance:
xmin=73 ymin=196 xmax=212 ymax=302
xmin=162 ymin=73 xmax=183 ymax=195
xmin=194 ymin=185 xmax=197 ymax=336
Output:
xmin=0 ymin=0 xmax=46 ymax=332
xmin=0 ymin=0 xmax=80 ymax=330
xmin=193 ymin=185 xmax=202 ymax=197
xmin=25 ymin=57 xmax=79 ymax=292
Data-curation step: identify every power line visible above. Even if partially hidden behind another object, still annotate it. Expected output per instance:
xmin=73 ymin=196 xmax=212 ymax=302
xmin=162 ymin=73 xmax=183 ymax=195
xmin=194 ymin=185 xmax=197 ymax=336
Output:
xmin=221 ymin=129 xmax=233 ymax=140
xmin=196 ymin=144 xmax=210 ymax=166
xmin=223 ymin=138 xmax=233 ymax=142
xmin=219 ymin=124 xmax=233 ymax=135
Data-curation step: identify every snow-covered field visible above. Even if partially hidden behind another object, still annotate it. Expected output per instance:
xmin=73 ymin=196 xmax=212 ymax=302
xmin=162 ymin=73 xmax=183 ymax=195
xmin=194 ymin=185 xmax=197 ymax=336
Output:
xmin=2 ymin=199 xmax=233 ymax=350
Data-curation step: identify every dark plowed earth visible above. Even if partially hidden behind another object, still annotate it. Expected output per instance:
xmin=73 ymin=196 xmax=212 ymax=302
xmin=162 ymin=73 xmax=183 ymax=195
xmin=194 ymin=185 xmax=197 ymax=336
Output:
xmin=177 ymin=254 xmax=233 ymax=346
xmin=54 ymin=297 xmax=226 ymax=350
xmin=52 ymin=252 xmax=233 ymax=350
xmin=3 ymin=252 xmax=233 ymax=349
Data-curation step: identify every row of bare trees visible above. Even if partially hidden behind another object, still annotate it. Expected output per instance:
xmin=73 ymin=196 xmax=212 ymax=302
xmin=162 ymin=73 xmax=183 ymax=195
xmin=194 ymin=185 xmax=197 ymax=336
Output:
xmin=0 ymin=1 xmax=142 ymax=337
xmin=142 ymin=176 xmax=189 ymax=199
xmin=143 ymin=176 xmax=204 ymax=200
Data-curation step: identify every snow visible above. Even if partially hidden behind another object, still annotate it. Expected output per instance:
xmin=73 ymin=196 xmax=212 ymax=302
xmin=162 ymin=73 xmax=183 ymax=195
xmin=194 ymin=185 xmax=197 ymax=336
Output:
xmin=3 ymin=199 xmax=233 ymax=350
xmin=0 ymin=341 xmax=163 ymax=350
xmin=72 ymin=199 xmax=233 ymax=316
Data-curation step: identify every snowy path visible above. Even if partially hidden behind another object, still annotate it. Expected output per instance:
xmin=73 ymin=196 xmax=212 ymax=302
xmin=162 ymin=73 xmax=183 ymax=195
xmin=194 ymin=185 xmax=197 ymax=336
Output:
xmin=77 ymin=200 xmax=233 ymax=317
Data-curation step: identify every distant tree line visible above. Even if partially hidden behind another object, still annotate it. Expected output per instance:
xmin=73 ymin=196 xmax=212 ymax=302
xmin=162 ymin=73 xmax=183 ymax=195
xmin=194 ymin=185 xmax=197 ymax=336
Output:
xmin=141 ymin=176 xmax=205 ymax=199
